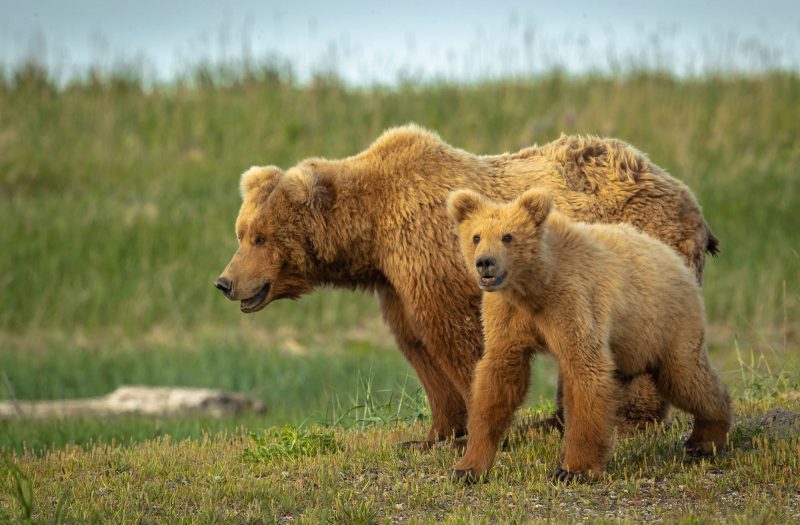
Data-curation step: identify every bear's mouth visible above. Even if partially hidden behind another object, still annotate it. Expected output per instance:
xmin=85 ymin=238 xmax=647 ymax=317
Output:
xmin=240 ymin=282 xmax=271 ymax=313
xmin=478 ymin=273 xmax=506 ymax=291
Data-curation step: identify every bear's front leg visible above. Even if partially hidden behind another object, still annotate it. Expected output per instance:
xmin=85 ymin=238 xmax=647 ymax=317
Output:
xmin=453 ymin=344 xmax=532 ymax=483
xmin=555 ymin=341 xmax=619 ymax=482
xmin=378 ymin=286 xmax=469 ymax=447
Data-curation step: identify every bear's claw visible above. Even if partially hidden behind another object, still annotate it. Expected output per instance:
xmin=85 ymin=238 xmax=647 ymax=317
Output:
xmin=683 ymin=440 xmax=719 ymax=458
xmin=452 ymin=468 xmax=487 ymax=484
xmin=552 ymin=468 xmax=581 ymax=484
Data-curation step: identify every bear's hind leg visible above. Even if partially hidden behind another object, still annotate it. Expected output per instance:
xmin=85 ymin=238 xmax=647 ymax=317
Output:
xmin=399 ymin=339 xmax=469 ymax=446
xmin=539 ymin=371 xmax=565 ymax=433
xmin=655 ymin=336 xmax=732 ymax=457
xmin=616 ymin=373 xmax=670 ymax=434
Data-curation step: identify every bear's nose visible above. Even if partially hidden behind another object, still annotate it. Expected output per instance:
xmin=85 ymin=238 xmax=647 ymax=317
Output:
xmin=475 ymin=256 xmax=497 ymax=276
xmin=214 ymin=276 xmax=233 ymax=296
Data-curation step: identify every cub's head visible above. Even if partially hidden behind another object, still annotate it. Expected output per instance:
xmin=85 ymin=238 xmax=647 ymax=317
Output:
xmin=215 ymin=164 xmax=335 ymax=313
xmin=447 ymin=189 xmax=553 ymax=292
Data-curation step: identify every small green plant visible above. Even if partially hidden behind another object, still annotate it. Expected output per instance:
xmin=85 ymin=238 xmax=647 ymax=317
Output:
xmin=242 ymin=425 xmax=339 ymax=462
xmin=2 ymin=459 xmax=34 ymax=522
xmin=1 ymin=458 xmax=68 ymax=525
xmin=329 ymin=495 xmax=378 ymax=525
xmin=734 ymin=338 xmax=800 ymax=402
xmin=324 ymin=372 xmax=430 ymax=430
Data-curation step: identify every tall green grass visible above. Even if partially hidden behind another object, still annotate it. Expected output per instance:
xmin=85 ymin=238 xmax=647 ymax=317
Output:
xmin=1 ymin=67 xmax=797 ymax=337
xmin=1 ymin=64 xmax=798 ymax=451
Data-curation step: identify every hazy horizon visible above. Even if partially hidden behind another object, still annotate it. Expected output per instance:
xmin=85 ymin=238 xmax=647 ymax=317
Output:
xmin=2 ymin=1 xmax=799 ymax=84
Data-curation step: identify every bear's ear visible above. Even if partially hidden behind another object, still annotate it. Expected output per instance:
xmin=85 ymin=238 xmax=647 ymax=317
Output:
xmin=447 ymin=189 xmax=485 ymax=224
xmin=281 ymin=167 xmax=336 ymax=210
xmin=240 ymin=165 xmax=284 ymax=200
xmin=518 ymin=190 xmax=553 ymax=226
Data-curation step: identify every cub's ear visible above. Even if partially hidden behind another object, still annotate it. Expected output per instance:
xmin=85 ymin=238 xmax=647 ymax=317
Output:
xmin=281 ymin=166 xmax=336 ymax=210
xmin=447 ymin=189 xmax=485 ymax=224
xmin=240 ymin=165 xmax=284 ymax=200
xmin=518 ymin=190 xmax=553 ymax=225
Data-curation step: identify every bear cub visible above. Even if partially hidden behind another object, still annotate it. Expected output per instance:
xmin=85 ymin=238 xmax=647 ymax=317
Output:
xmin=447 ymin=188 xmax=731 ymax=483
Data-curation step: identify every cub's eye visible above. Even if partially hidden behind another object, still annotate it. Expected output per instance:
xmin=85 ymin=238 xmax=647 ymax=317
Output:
xmin=253 ymin=236 xmax=266 ymax=246
xmin=472 ymin=234 xmax=481 ymax=245
xmin=502 ymin=234 xmax=513 ymax=244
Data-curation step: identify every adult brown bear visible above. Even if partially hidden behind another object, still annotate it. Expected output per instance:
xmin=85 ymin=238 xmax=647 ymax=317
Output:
xmin=215 ymin=124 xmax=718 ymax=446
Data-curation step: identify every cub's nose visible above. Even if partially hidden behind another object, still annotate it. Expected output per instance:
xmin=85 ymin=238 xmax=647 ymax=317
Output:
xmin=475 ymin=256 xmax=497 ymax=276
xmin=214 ymin=276 xmax=233 ymax=296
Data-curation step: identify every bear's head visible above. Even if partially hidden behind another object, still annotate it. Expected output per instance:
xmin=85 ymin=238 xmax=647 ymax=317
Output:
xmin=215 ymin=164 xmax=336 ymax=313
xmin=447 ymin=189 xmax=553 ymax=293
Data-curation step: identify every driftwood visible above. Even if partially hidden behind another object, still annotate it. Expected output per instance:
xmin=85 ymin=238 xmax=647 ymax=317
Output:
xmin=0 ymin=385 xmax=265 ymax=419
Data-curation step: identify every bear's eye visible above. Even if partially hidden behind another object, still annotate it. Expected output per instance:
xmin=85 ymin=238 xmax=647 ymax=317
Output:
xmin=253 ymin=236 xmax=266 ymax=246
xmin=502 ymin=234 xmax=513 ymax=244
xmin=472 ymin=234 xmax=480 ymax=245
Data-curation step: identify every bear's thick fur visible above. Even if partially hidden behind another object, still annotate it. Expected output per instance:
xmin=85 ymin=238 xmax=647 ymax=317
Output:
xmin=447 ymin=189 xmax=731 ymax=482
xmin=215 ymin=125 xmax=719 ymax=445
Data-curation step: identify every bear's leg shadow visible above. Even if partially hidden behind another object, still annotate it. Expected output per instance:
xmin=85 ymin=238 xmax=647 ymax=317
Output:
xmin=453 ymin=345 xmax=532 ymax=483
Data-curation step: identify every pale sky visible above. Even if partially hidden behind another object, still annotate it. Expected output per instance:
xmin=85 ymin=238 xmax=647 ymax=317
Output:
xmin=1 ymin=0 xmax=798 ymax=83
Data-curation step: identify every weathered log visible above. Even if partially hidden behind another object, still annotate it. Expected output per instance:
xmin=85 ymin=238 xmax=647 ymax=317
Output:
xmin=0 ymin=386 xmax=265 ymax=419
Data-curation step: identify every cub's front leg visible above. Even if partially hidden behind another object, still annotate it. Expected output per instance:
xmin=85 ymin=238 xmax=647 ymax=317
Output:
xmin=452 ymin=309 xmax=534 ymax=483
xmin=552 ymin=337 xmax=619 ymax=482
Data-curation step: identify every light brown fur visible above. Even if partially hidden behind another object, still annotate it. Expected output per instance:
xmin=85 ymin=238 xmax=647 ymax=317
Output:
xmin=216 ymin=125 xmax=718 ymax=444
xmin=448 ymin=189 xmax=731 ymax=482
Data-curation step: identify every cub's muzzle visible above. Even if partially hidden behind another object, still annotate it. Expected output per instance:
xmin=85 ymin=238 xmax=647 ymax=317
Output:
xmin=475 ymin=256 xmax=497 ymax=277
xmin=475 ymin=256 xmax=506 ymax=290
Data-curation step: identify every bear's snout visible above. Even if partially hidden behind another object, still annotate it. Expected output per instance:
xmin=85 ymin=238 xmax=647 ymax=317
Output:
xmin=214 ymin=276 xmax=234 ymax=297
xmin=475 ymin=256 xmax=497 ymax=277
xmin=474 ymin=255 xmax=507 ymax=290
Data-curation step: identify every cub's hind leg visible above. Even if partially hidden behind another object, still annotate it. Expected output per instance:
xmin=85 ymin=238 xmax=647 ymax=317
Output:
xmin=655 ymin=332 xmax=731 ymax=456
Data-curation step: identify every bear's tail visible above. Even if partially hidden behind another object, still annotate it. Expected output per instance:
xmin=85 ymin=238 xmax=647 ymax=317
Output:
xmin=706 ymin=227 xmax=720 ymax=257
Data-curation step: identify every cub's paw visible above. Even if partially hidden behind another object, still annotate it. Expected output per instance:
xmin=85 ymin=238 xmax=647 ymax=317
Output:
xmin=451 ymin=468 xmax=488 ymax=484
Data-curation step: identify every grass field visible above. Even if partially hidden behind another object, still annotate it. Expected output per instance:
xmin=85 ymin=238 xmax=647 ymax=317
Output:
xmin=3 ymin=391 xmax=799 ymax=523
xmin=1 ymin=62 xmax=799 ymax=522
